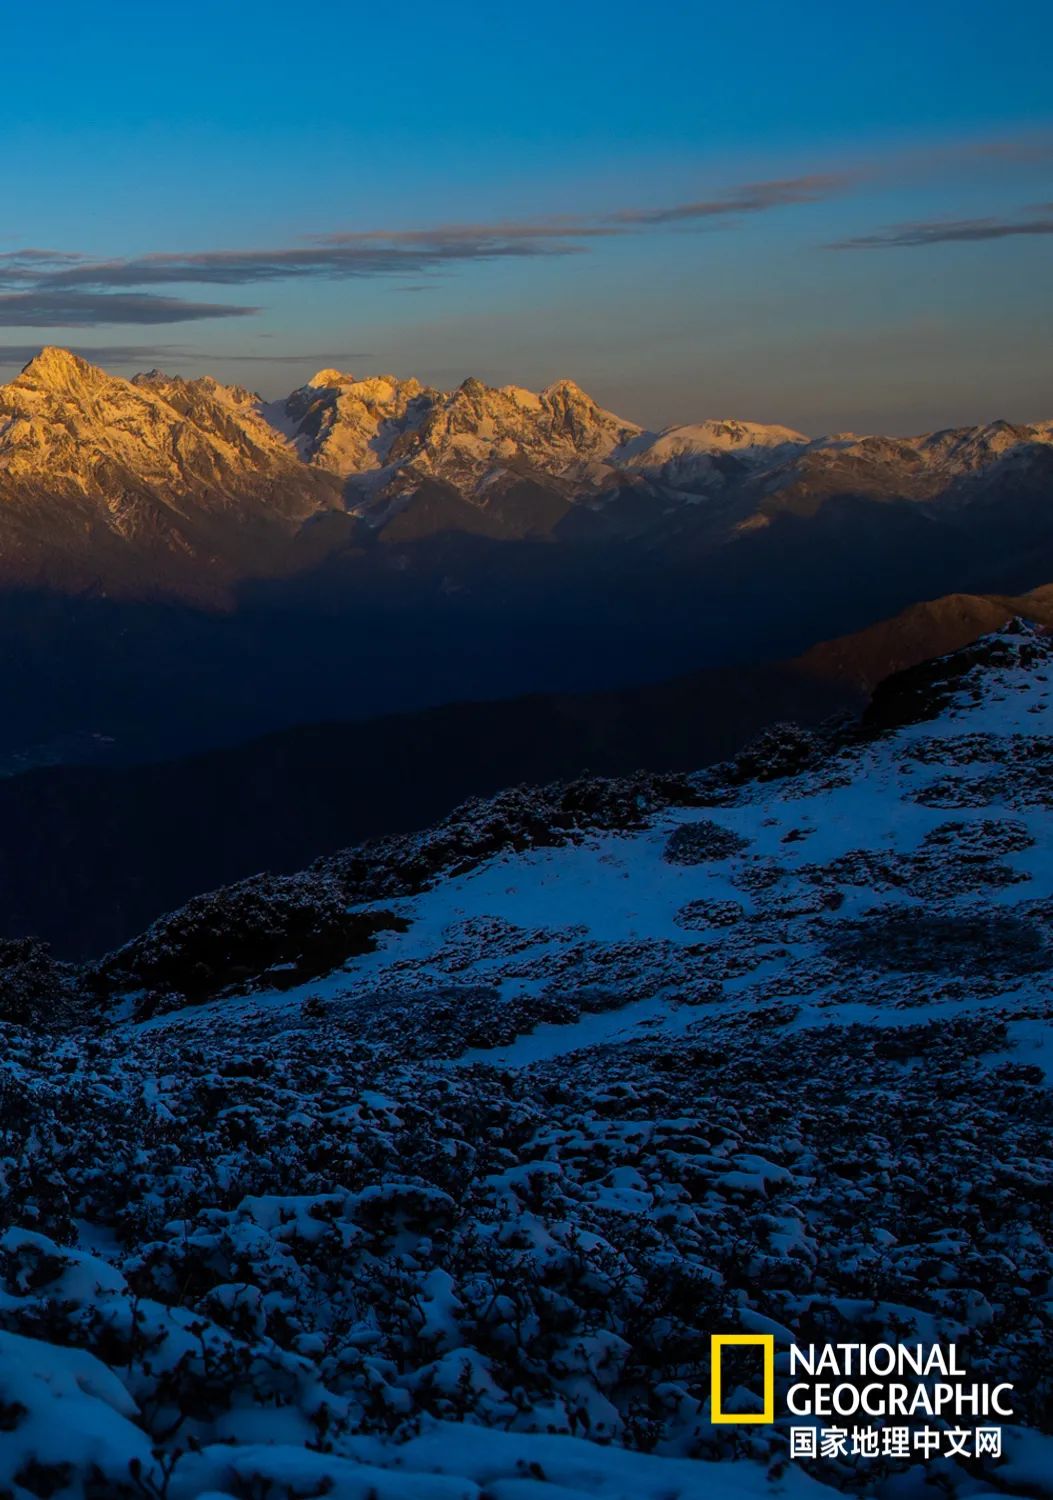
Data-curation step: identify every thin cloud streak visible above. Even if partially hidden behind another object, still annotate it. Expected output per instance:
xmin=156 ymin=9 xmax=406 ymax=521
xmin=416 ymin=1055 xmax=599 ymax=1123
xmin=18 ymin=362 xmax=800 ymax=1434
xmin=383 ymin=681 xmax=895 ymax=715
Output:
xmin=0 ymin=291 xmax=259 ymax=326
xmin=609 ymin=174 xmax=853 ymax=224
xmin=962 ymin=137 xmax=1053 ymax=165
xmin=216 ymin=349 xmax=373 ymax=364
xmin=33 ymin=236 xmax=593 ymax=292
xmin=0 ymin=342 xmax=191 ymax=365
xmin=0 ymin=179 xmax=854 ymax=311
xmin=311 ymin=220 xmax=616 ymax=245
xmin=830 ymin=212 xmax=1053 ymax=249
xmin=0 ymin=345 xmax=372 ymax=367
xmin=0 ymin=256 xmax=82 ymax=288
xmin=1 ymin=136 xmax=1051 ymax=326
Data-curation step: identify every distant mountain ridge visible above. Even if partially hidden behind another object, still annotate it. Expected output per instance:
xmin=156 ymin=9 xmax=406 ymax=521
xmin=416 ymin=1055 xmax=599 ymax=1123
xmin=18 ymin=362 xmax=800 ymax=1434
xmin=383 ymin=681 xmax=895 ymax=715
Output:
xmin=1 ymin=347 xmax=1051 ymax=600
xmin=797 ymin=586 xmax=1053 ymax=688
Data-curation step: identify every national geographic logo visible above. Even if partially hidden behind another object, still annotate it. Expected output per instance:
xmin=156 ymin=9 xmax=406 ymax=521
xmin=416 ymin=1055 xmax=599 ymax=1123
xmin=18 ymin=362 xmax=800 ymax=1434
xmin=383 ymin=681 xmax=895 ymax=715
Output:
xmin=709 ymin=1335 xmax=1013 ymax=1461
xmin=710 ymin=1334 xmax=774 ymax=1424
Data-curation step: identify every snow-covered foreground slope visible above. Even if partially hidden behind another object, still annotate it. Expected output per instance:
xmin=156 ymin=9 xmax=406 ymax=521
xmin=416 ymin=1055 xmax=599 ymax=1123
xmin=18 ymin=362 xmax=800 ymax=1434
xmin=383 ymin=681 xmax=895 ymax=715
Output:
xmin=2 ymin=624 xmax=1052 ymax=1497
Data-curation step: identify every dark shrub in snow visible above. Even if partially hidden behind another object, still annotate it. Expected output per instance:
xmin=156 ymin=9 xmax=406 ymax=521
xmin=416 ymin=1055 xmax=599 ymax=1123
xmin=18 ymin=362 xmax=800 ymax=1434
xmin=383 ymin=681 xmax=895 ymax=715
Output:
xmin=0 ymin=938 xmax=78 ymax=1030
xmin=663 ymin=820 xmax=749 ymax=865
xmin=826 ymin=907 xmax=1049 ymax=977
xmin=323 ymin=771 xmax=704 ymax=903
xmin=89 ymin=873 xmax=405 ymax=1009
xmin=728 ymin=722 xmax=823 ymax=782
xmin=673 ymin=898 xmax=746 ymax=930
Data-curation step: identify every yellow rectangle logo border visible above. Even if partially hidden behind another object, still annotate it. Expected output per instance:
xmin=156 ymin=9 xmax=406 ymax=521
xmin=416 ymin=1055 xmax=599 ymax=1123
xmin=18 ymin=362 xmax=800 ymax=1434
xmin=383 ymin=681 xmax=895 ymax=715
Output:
xmin=710 ymin=1334 xmax=775 ymax=1423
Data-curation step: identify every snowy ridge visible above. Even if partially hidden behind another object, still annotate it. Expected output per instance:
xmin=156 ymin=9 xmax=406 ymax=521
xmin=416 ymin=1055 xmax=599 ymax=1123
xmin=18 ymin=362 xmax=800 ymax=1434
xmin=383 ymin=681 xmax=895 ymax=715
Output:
xmin=274 ymin=371 xmax=641 ymax=493
xmin=0 ymin=623 xmax=1051 ymax=1495
xmin=0 ymin=348 xmax=308 ymax=497
xmin=0 ymin=347 xmax=340 ymax=600
xmin=1 ymin=348 xmax=1050 ymax=600
xmin=615 ymin=419 xmax=810 ymax=496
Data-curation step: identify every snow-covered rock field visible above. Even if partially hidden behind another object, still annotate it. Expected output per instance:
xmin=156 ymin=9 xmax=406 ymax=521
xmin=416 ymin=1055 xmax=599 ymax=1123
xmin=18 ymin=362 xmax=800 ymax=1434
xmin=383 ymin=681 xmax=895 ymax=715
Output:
xmin=1 ymin=624 xmax=1051 ymax=1498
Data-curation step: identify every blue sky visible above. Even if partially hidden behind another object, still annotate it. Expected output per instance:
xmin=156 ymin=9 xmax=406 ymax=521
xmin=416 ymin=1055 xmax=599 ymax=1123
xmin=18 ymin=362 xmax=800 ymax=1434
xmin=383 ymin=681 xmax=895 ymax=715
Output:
xmin=1 ymin=0 xmax=1051 ymax=431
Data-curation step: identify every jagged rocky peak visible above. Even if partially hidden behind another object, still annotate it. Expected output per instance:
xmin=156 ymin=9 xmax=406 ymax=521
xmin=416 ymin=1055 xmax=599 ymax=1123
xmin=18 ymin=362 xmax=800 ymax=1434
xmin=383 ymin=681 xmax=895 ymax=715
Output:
xmin=10 ymin=350 xmax=258 ymax=427
xmin=435 ymin=372 xmax=635 ymax=445
xmin=0 ymin=350 xmax=167 ymax=478
xmin=306 ymin=367 xmax=351 ymax=389
xmin=378 ymin=375 xmax=642 ymax=500
xmin=4 ymin=348 xmax=144 ymax=428
xmin=132 ymin=368 xmax=261 ymax=412
xmin=276 ymin=368 xmax=640 ymax=483
xmin=0 ymin=346 xmax=1051 ymax=602
xmin=542 ymin=374 xmax=613 ymax=411
xmin=15 ymin=344 xmax=102 ymax=390
xmin=8 ymin=349 xmax=252 ymax=419
xmin=539 ymin=376 xmax=640 ymax=449
xmin=279 ymin=370 xmax=434 ymax=476
xmin=133 ymin=366 xmax=176 ymax=384
xmin=0 ymin=347 xmax=329 ymax=525
xmin=297 ymin=367 xmax=424 ymax=400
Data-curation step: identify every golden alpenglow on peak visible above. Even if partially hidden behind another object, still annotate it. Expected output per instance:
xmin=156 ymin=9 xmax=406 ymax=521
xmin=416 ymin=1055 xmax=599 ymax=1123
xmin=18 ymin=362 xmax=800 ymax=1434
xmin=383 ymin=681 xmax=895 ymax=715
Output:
xmin=18 ymin=345 xmax=99 ymax=387
xmin=307 ymin=368 xmax=353 ymax=388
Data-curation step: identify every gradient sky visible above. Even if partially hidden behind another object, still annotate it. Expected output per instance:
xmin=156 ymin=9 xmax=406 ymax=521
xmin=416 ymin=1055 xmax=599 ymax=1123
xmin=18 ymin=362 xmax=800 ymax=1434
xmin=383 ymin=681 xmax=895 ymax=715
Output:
xmin=1 ymin=0 xmax=1051 ymax=433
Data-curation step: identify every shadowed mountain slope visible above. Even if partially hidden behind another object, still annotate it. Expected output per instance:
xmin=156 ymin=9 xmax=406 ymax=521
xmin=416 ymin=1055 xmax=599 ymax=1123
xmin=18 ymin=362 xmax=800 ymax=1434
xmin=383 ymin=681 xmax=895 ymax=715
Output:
xmin=0 ymin=658 xmax=852 ymax=957
xmin=5 ymin=580 xmax=1053 ymax=959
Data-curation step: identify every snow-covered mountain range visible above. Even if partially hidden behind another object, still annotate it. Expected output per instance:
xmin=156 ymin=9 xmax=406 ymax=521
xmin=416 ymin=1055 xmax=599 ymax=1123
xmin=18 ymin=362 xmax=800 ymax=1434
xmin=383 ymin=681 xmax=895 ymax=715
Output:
xmin=0 ymin=348 xmax=339 ymax=598
xmin=1 ymin=620 xmax=1051 ymax=1496
xmin=1 ymin=348 xmax=1051 ymax=598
